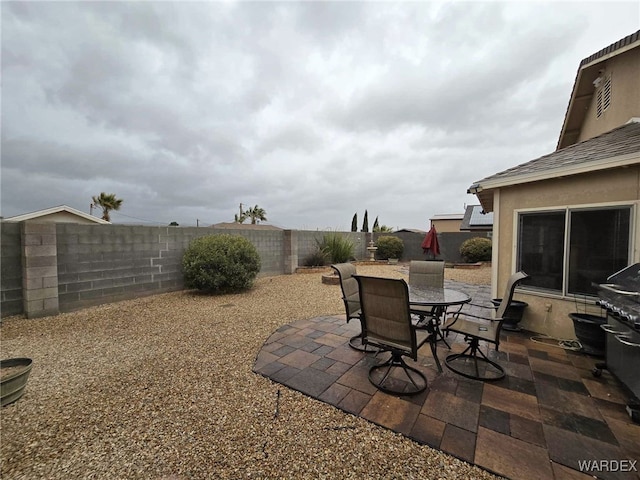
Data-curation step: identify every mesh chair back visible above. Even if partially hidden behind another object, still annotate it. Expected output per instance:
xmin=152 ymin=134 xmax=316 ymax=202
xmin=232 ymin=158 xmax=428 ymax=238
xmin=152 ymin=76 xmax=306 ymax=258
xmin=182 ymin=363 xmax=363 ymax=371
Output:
xmin=356 ymin=276 xmax=417 ymax=359
xmin=331 ymin=263 xmax=360 ymax=318
xmin=409 ymin=261 xmax=444 ymax=289
xmin=495 ymin=271 xmax=529 ymax=319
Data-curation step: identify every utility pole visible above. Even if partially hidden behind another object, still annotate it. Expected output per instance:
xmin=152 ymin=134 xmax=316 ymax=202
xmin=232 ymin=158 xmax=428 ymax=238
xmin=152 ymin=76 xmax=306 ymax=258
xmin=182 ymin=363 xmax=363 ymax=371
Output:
xmin=239 ymin=203 xmax=243 ymax=218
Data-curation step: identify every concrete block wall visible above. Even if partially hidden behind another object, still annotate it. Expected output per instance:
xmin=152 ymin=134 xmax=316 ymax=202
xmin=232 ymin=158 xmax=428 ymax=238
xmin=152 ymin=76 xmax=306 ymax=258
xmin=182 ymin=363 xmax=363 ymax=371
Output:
xmin=296 ymin=230 xmax=371 ymax=265
xmin=439 ymin=231 xmax=489 ymax=264
xmin=1 ymin=223 xmax=24 ymax=316
xmin=1 ymin=223 xmax=486 ymax=318
xmin=283 ymin=230 xmax=298 ymax=274
xmin=56 ymin=224 xmax=184 ymax=312
xmin=206 ymin=227 xmax=284 ymax=276
xmin=374 ymin=231 xmax=490 ymax=264
xmin=1 ymin=223 xmax=288 ymax=317
xmin=22 ymin=223 xmax=60 ymax=318
xmin=55 ymin=225 xmax=285 ymax=313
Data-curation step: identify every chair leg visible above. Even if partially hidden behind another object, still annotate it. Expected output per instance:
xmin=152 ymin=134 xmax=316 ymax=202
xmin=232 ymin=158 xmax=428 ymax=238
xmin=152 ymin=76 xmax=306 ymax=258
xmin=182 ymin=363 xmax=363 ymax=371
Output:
xmin=414 ymin=314 xmax=451 ymax=350
xmin=444 ymin=338 xmax=505 ymax=381
xmin=368 ymin=351 xmax=427 ymax=395
xmin=428 ymin=336 xmax=443 ymax=373
xmin=348 ymin=317 xmax=378 ymax=352
xmin=435 ymin=326 xmax=451 ymax=349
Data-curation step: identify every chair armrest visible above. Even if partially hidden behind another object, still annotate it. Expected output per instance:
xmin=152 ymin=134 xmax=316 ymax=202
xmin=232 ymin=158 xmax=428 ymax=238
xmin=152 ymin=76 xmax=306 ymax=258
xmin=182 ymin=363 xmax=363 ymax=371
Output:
xmin=446 ymin=311 xmax=500 ymax=323
xmin=441 ymin=312 xmax=502 ymax=330
xmin=465 ymin=302 xmax=497 ymax=310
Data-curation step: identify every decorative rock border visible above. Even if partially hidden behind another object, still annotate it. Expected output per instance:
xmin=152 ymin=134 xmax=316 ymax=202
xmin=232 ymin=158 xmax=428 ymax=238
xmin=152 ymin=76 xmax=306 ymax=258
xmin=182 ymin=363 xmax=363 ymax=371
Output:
xmin=321 ymin=274 xmax=340 ymax=285
xmin=294 ymin=266 xmax=332 ymax=274
xmin=450 ymin=262 xmax=483 ymax=269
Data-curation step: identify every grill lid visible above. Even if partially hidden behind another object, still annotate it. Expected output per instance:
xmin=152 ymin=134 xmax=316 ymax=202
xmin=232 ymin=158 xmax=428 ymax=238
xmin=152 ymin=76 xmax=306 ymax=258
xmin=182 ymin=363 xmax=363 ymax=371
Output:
xmin=604 ymin=263 xmax=640 ymax=294
xmin=597 ymin=263 xmax=640 ymax=329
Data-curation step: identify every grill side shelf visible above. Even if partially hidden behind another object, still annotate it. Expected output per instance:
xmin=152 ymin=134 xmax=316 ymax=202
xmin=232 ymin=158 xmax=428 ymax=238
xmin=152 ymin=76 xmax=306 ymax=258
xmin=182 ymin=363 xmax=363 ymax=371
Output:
xmin=598 ymin=284 xmax=640 ymax=297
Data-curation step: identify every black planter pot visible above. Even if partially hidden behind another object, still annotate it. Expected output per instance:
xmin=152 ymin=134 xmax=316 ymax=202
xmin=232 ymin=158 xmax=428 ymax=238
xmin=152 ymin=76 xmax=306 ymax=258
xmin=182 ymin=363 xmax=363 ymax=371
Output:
xmin=491 ymin=299 xmax=529 ymax=332
xmin=569 ymin=313 xmax=607 ymax=357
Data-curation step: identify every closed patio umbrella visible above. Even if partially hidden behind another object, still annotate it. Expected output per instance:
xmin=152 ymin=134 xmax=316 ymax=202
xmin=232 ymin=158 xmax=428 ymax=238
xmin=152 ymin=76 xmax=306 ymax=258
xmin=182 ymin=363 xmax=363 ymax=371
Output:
xmin=421 ymin=225 xmax=440 ymax=259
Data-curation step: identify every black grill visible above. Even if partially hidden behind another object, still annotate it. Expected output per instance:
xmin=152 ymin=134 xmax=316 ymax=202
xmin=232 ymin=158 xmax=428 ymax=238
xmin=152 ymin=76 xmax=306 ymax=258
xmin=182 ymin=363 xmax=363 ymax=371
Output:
xmin=595 ymin=263 xmax=640 ymax=417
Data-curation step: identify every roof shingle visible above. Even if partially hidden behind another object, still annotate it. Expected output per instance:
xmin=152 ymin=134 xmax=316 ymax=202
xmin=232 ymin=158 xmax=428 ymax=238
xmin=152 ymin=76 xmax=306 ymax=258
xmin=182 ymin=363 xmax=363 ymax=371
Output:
xmin=474 ymin=120 xmax=640 ymax=185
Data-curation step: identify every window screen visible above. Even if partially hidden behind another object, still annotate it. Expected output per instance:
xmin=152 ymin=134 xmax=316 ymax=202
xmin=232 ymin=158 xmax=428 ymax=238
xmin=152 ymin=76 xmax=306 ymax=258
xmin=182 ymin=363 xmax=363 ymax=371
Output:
xmin=517 ymin=206 xmax=632 ymax=296
xmin=517 ymin=211 xmax=565 ymax=292
xmin=568 ymin=208 xmax=630 ymax=295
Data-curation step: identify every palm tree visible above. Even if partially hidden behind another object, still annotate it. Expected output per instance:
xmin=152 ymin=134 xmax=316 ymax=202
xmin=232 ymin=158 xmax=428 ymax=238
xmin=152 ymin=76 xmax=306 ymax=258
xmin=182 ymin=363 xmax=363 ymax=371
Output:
xmin=246 ymin=205 xmax=267 ymax=224
xmin=91 ymin=192 xmax=123 ymax=222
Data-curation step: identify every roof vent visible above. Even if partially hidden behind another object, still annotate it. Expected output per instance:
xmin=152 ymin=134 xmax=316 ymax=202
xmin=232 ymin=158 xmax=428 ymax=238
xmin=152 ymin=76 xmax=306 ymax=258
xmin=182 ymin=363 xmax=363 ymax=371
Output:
xmin=596 ymin=75 xmax=612 ymax=118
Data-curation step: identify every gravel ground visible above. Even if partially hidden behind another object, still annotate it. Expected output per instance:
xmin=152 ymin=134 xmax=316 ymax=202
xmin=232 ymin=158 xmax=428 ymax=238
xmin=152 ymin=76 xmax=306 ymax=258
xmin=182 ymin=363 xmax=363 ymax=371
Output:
xmin=1 ymin=263 xmax=498 ymax=480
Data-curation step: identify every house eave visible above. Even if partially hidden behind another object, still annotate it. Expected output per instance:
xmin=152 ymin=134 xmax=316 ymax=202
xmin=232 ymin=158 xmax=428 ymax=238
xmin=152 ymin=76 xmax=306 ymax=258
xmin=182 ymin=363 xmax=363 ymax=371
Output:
xmin=468 ymin=152 xmax=640 ymax=212
xmin=3 ymin=205 xmax=111 ymax=224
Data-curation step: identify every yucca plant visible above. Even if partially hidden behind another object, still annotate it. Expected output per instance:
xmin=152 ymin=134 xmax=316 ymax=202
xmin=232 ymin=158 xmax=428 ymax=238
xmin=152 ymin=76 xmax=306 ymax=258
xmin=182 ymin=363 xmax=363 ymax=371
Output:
xmin=318 ymin=233 xmax=354 ymax=264
xmin=303 ymin=248 xmax=328 ymax=267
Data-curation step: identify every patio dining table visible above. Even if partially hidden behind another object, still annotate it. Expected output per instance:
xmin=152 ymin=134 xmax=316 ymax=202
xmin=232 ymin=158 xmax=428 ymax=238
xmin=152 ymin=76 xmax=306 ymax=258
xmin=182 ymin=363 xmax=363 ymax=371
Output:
xmin=408 ymin=285 xmax=471 ymax=372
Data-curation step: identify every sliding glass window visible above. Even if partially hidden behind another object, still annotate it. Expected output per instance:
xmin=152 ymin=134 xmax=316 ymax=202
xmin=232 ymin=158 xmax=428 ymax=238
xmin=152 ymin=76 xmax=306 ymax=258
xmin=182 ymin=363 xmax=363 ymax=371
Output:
xmin=517 ymin=206 xmax=632 ymax=296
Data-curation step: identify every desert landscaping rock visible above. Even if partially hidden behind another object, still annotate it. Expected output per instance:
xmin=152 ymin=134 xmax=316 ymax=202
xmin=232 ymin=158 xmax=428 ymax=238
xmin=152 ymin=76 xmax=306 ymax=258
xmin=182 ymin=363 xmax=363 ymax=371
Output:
xmin=1 ymin=264 xmax=499 ymax=479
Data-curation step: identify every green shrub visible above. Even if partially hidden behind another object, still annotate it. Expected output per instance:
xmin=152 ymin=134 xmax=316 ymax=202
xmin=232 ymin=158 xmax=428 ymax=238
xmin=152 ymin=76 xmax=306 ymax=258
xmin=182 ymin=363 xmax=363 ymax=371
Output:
xmin=376 ymin=236 xmax=404 ymax=259
xmin=182 ymin=234 xmax=261 ymax=293
xmin=318 ymin=233 xmax=354 ymax=264
xmin=303 ymin=248 xmax=328 ymax=267
xmin=460 ymin=237 xmax=492 ymax=263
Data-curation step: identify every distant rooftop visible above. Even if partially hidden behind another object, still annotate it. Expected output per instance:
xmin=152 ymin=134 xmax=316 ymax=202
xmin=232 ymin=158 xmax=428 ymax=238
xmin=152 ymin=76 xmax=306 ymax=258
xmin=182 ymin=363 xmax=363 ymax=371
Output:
xmin=3 ymin=205 xmax=110 ymax=224
xmin=211 ymin=222 xmax=283 ymax=230
xmin=460 ymin=205 xmax=493 ymax=231
xmin=430 ymin=213 xmax=464 ymax=221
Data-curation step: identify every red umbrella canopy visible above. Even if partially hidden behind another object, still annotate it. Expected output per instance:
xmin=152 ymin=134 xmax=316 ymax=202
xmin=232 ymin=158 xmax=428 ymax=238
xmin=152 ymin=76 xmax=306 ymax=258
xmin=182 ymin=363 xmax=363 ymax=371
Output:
xmin=421 ymin=226 xmax=440 ymax=256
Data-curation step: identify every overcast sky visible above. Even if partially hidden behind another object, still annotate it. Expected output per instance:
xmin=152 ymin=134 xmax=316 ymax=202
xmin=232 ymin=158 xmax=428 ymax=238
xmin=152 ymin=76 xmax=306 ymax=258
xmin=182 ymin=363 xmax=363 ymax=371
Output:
xmin=2 ymin=1 xmax=639 ymax=230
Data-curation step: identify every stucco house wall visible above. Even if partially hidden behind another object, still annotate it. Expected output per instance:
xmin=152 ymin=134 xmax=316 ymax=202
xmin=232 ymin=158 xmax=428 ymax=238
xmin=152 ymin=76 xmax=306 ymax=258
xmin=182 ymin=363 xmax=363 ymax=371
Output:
xmin=430 ymin=217 xmax=463 ymax=233
xmin=493 ymin=166 xmax=640 ymax=339
xmin=470 ymin=31 xmax=640 ymax=340
xmin=579 ymin=48 xmax=640 ymax=143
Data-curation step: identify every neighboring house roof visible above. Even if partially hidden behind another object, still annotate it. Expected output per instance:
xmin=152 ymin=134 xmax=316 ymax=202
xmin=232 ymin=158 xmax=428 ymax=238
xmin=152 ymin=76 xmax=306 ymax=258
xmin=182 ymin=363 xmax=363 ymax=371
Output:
xmin=211 ymin=222 xmax=283 ymax=230
xmin=3 ymin=205 xmax=110 ymax=224
xmin=469 ymin=119 xmax=640 ymax=211
xmin=430 ymin=213 xmax=464 ymax=221
xmin=460 ymin=205 xmax=494 ymax=231
xmin=558 ymin=30 xmax=640 ymax=149
xmin=395 ymin=228 xmax=427 ymax=234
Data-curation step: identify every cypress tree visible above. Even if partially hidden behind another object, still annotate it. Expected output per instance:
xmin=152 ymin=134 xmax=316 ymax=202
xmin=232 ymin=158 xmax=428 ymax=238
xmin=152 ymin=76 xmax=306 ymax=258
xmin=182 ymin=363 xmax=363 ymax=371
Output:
xmin=362 ymin=210 xmax=369 ymax=233
xmin=351 ymin=213 xmax=358 ymax=232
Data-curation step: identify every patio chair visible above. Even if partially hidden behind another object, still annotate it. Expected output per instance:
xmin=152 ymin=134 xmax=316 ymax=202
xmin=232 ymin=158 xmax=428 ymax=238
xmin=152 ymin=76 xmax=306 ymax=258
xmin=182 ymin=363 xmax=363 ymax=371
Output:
xmin=331 ymin=263 xmax=376 ymax=352
xmin=443 ymin=271 xmax=529 ymax=381
xmin=409 ymin=260 xmax=445 ymax=289
xmin=355 ymin=275 xmax=431 ymax=395
xmin=408 ymin=260 xmax=446 ymax=334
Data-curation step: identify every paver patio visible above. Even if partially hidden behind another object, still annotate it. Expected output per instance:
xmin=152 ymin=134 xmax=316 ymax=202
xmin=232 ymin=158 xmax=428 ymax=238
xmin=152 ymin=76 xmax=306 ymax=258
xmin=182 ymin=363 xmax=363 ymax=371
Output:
xmin=253 ymin=280 xmax=640 ymax=480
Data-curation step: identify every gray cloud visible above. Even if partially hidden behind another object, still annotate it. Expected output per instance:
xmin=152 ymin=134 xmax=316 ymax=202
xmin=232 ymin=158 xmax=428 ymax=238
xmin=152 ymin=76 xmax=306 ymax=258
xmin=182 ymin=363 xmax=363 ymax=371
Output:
xmin=2 ymin=1 xmax=638 ymax=229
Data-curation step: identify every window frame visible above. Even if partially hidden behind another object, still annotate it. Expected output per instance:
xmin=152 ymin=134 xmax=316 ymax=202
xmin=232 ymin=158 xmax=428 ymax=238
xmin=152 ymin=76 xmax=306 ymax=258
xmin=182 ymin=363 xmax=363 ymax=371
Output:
xmin=514 ymin=201 xmax=635 ymax=299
